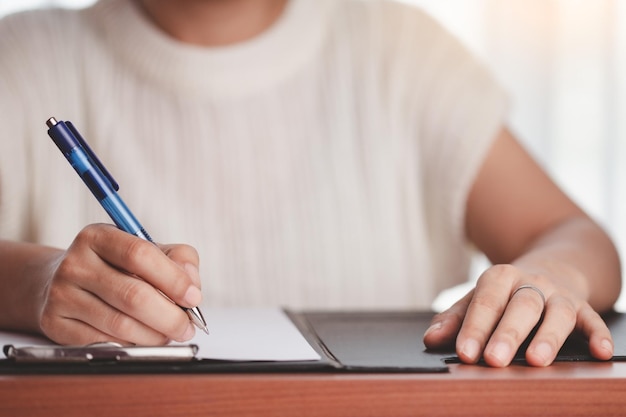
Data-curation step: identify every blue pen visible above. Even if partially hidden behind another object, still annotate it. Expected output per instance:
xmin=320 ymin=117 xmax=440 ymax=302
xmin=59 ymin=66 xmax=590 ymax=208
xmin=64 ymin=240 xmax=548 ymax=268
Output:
xmin=46 ymin=117 xmax=209 ymax=335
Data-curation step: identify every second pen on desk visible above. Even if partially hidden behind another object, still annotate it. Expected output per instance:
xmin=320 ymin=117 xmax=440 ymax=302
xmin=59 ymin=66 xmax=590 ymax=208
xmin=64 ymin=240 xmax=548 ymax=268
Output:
xmin=45 ymin=117 xmax=209 ymax=335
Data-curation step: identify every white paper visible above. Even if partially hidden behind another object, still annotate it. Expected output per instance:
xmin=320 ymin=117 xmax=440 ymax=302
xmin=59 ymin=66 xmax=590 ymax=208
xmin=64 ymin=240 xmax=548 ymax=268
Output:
xmin=0 ymin=308 xmax=320 ymax=362
xmin=176 ymin=308 xmax=320 ymax=361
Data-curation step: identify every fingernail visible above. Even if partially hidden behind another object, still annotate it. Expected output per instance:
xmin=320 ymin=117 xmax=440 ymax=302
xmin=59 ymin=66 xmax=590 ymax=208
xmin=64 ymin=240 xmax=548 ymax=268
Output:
xmin=532 ymin=342 xmax=553 ymax=366
xmin=184 ymin=263 xmax=201 ymax=288
xmin=601 ymin=338 xmax=614 ymax=355
xmin=424 ymin=322 xmax=442 ymax=337
xmin=460 ymin=339 xmax=481 ymax=362
xmin=489 ymin=342 xmax=511 ymax=366
xmin=184 ymin=285 xmax=202 ymax=306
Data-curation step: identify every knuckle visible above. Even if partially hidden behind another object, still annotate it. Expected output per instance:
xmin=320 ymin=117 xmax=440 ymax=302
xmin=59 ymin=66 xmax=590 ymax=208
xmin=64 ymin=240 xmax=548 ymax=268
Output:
xmin=515 ymin=291 xmax=545 ymax=312
xmin=104 ymin=310 xmax=134 ymax=336
xmin=39 ymin=299 xmax=71 ymax=340
xmin=82 ymin=223 xmax=101 ymax=234
xmin=122 ymin=238 xmax=155 ymax=266
xmin=158 ymin=266 xmax=194 ymax=302
xmin=478 ymin=264 xmax=518 ymax=283
xmin=39 ymin=310 xmax=58 ymax=336
xmin=44 ymin=284 xmax=73 ymax=311
xmin=469 ymin=294 xmax=503 ymax=316
xmin=74 ymin=226 xmax=94 ymax=243
xmin=118 ymin=279 xmax=151 ymax=311
xmin=75 ymin=224 xmax=104 ymax=246
xmin=54 ymin=256 xmax=81 ymax=281
xmin=553 ymin=297 xmax=577 ymax=323
xmin=179 ymin=244 xmax=200 ymax=263
xmin=498 ymin=326 xmax=525 ymax=345
xmin=433 ymin=310 xmax=462 ymax=328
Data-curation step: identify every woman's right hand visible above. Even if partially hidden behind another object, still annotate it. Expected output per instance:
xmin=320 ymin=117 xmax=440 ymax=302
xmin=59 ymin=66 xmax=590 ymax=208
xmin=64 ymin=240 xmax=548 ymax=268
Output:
xmin=38 ymin=223 xmax=203 ymax=346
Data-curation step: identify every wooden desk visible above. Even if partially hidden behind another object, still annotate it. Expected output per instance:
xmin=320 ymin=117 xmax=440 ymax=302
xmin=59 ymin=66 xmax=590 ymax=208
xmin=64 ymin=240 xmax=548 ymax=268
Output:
xmin=1 ymin=361 xmax=624 ymax=417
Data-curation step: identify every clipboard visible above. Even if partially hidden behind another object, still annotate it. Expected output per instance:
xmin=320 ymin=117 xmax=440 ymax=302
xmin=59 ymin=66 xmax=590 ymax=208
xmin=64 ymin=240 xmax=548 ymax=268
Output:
xmin=1 ymin=310 xmax=625 ymax=374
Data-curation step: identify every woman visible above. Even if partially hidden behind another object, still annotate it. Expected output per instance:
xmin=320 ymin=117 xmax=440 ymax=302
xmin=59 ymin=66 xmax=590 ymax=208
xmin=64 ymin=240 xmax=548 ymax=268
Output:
xmin=0 ymin=0 xmax=620 ymax=367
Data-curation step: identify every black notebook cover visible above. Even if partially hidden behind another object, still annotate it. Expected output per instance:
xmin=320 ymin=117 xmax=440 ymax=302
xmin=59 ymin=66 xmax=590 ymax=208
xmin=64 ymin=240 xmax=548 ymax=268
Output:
xmin=294 ymin=311 xmax=450 ymax=372
xmin=299 ymin=310 xmax=626 ymax=366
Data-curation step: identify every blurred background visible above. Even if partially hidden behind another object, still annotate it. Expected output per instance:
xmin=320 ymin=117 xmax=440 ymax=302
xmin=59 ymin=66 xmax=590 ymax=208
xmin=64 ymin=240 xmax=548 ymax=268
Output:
xmin=2 ymin=0 xmax=625 ymax=309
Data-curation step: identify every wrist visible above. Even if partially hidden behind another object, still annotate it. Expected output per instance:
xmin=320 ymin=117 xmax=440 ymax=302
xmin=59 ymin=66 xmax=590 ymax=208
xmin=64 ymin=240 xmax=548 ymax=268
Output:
xmin=0 ymin=241 xmax=63 ymax=333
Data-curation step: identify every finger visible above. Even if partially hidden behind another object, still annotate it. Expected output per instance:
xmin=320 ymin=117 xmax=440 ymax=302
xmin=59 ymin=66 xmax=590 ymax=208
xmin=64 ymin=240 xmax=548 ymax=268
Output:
xmin=84 ymin=225 xmax=202 ymax=308
xmin=482 ymin=284 xmax=546 ymax=367
xmin=41 ymin=277 xmax=194 ymax=345
xmin=523 ymin=295 xmax=576 ymax=367
xmin=424 ymin=290 xmax=474 ymax=349
xmin=65 ymin=287 xmax=183 ymax=345
xmin=575 ymin=304 xmax=614 ymax=361
xmin=40 ymin=281 xmax=126 ymax=345
xmin=42 ymin=315 xmax=131 ymax=346
xmin=160 ymin=243 xmax=202 ymax=288
xmin=455 ymin=267 xmax=516 ymax=363
xmin=79 ymin=265 xmax=196 ymax=342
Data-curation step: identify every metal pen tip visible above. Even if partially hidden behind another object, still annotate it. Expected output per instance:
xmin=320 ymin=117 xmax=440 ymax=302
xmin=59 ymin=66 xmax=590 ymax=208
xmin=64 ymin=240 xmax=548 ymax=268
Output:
xmin=187 ymin=306 xmax=209 ymax=335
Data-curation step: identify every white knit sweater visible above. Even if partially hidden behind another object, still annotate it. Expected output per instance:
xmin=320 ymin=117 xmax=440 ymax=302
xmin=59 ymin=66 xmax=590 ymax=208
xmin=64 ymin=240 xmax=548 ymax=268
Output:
xmin=0 ymin=0 xmax=507 ymax=309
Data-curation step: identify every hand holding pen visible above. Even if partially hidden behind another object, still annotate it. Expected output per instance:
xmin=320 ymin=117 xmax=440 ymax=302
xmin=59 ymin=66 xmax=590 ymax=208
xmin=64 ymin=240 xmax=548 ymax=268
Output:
xmin=37 ymin=117 xmax=208 ymax=346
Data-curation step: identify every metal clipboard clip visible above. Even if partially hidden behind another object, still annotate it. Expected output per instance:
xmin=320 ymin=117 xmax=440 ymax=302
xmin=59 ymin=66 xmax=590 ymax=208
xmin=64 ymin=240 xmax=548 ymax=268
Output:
xmin=3 ymin=342 xmax=198 ymax=363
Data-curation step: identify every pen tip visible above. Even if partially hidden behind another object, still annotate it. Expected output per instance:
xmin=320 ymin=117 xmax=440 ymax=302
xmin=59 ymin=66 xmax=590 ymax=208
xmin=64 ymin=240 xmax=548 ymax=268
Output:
xmin=186 ymin=306 xmax=209 ymax=335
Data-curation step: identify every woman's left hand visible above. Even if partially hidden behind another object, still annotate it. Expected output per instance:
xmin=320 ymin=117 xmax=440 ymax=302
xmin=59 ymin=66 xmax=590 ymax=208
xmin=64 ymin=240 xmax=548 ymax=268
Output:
xmin=423 ymin=263 xmax=614 ymax=367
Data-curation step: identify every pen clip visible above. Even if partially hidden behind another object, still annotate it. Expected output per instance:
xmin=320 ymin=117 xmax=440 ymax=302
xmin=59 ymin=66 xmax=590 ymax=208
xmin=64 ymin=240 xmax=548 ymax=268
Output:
xmin=66 ymin=121 xmax=119 ymax=191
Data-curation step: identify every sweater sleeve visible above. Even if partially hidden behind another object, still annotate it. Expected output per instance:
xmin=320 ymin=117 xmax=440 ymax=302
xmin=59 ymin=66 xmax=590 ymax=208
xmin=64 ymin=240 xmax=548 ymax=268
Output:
xmin=376 ymin=4 xmax=509 ymax=290
xmin=415 ymin=10 xmax=509 ymax=288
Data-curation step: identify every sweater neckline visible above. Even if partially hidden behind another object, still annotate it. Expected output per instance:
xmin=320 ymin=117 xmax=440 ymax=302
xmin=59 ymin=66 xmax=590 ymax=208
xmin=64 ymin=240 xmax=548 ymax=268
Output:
xmin=88 ymin=0 xmax=333 ymax=99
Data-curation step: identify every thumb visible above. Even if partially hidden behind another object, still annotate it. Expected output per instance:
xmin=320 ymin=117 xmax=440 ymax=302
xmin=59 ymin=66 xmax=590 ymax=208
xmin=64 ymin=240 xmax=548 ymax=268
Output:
xmin=158 ymin=243 xmax=202 ymax=288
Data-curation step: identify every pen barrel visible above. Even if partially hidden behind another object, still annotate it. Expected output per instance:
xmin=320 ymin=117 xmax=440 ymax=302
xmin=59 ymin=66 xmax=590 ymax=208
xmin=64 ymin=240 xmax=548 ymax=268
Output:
xmin=67 ymin=144 xmax=152 ymax=242
xmin=99 ymin=192 xmax=153 ymax=242
xmin=47 ymin=120 xmax=152 ymax=242
xmin=47 ymin=118 xmax=208 ymax=332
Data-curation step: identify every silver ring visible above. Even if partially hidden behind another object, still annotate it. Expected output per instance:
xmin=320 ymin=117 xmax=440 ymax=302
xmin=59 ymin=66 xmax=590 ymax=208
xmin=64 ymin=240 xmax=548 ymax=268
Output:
xmin=512 ymin=284 xmax=546 ymax=308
